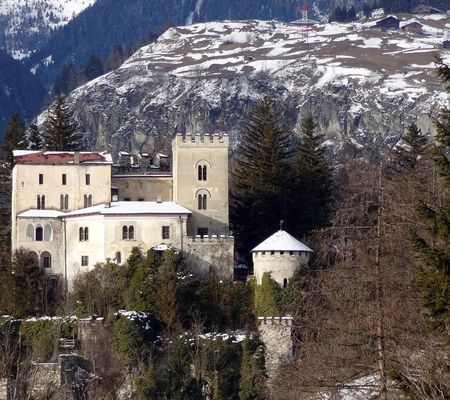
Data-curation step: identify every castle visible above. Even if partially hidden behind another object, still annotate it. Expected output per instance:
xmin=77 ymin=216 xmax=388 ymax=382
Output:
xmin=11 ymin=133 xmax=233 ymax=287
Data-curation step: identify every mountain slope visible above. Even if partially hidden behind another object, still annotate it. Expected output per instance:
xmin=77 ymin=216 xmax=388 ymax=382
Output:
xmin=0 ymin=0 xmax=96 ymax=59
xmin=0 ymin=50 xmax=45 ymax=135
xmin=56 ymin=16 xmax=449 ymax=161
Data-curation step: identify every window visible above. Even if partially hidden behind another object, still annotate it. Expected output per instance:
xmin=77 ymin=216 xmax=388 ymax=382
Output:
xmin=84 ymin=194 xmax=93 ymax=208
xmin=115 ymin=251 xmax=121 ymax=264
xmin=60 ymin=194 xmax=69 ymax=210
xmin=197 ymin=227 xmax=208 ymax=238
xmin=26 ymin=224 xmax=34 ymax=241
xmin=79 ymin=227 xmax=89 ymax=241
xmin=271 ymin=251 xmax=275 ymax=255
xmin=85 ymin=174 xmax=90 ymax=185
xmin=124 ymin=198 xmax=131 ymax=201
xmin=280 ymin=251 xmax=284 ymax=255
xmin=37 ymin=195 xmax=45 ymax=209
xmin=44 ymin=224 xmax=52 ymax=241
xmin=62 ymin=174 xmax=67 ymax=185
xmin=35 ymin=226 xmax=43 ymax=241
xmin=122 ymin=226 xmax=128 ymax=240
xmin=138 ymin=198 xmax=144 ymax=201
xmin=283 ymin=278 xmax=288 ymax=288
xmin=81 ymin=256 xmax=89 ymax=267
xmin=129 ymin=225 xmax=135 ymax=240
xmin=289 ymin=251 xmax=294 ymax=255
xmin=197 ymin=165 xmax=207 ymax=181
xmin=65 ymin=194 xmax=69 ymax=209
xmin=197 ymin=194 xmax=207 ymax=210
xmin=42 ymin=252 xmax=51 ymax=269
xmin=39 ymin=174 xmax=43 ymax=184
xmin=162 ymin=226 xmax=170 ymax=239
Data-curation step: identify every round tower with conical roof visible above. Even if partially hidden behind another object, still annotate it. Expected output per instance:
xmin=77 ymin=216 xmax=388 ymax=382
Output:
xmin=251 ymin=230 xmax=313 ymax=287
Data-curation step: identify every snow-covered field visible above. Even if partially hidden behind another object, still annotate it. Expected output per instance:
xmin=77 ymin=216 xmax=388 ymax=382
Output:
xmin=108 ymin=15 xmax=450 ymax=102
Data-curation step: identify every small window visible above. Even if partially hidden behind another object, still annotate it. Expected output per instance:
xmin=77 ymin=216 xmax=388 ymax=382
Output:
xmin=79 ymin=227 xmax=84 ymax=241
xmin=124 ymin=198 xmax=131 ymax=201
xmin=129 ymin=225 xmax=135 ymax=240
xmin=84 ymin=227 xmax=89 ymax=241
xmin=39 ymin=174 xmax=43 ymax=184
xmin=88 ymin=194 xmax=92 ymax=207
xmin=115 ymin=251 xmax=121 ymax=264
xmin=37 ymin=195 xmax=41 ymax=209
xmin=43 ymin=254 xmax=51 ymax=269
xmin=198 ymin=165 xmax=202 ymax=181
xmin=202 ymin=194 xmax=207 ymax=210
xmin=60 ymin=195 xmax=64 ymax=209
xmin=81 ymin=256 xmax=89 ymax=267
xmin=197 ymin=227 xmax=208 ymax=238
xmin=198 ymin=194 xmax=208 ymax=210
xmin=202 ymin=165 xmax=207 ymax=180
xmin=271 ymin=251 xmax=275 ymax=255
xmin=280 ymin=251 xmax=284 ymax=255
xmin=162 ymin=226 xmax=170 ymax=239
xmin=41 ymin=195 xmax=45 ymax=209
xmin=84 ymin=195 xmax=87 ymax=208
xmin=122 ymin=226 xmax=128 ymax=240
xmin=197 ymin=165 xmax=207 ymax=181
xmin=138 ymin=198 xmax=144 ymax=201
xmin=262 ymin=251 xmax=266 ymax=256
xmin=62 ymin=174 xmax=67 ymax=185
xmin=35 ymin=226 xmax=43 ymax=241
xmin=283 ymin=278 xmax=288 ymax=288
xmin=85 ymin=174 xmax=90 ymax=185
xmin=289 ymin=251 xmax=294 ymax=255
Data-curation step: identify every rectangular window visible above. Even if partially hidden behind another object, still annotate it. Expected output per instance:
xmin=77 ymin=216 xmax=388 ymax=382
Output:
xmin=62 ymin=174 xmax=67 ymax=185
xmin=43 ymin=256 xmax=51 ymax=268
xmin=138 ymin=198 xmax=144 ymax=201
xmin=81 ymin=256 xmax=89 ymax=267
xmin=39 ymin=174 xmax=43 ymax=184
xmin=85 ymin=174 xmax=90 ymax=185
xmin=197 ymin=227 xmax=209 ymax=238
xmin=162 ymin=226 xmax=170 ymax=239
xmin=124 ymin=198 xmax=131 ymax=201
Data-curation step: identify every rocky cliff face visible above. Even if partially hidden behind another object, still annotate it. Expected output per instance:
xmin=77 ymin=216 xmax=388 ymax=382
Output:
xmin=57 ymin=16 xmax=449 ymax=162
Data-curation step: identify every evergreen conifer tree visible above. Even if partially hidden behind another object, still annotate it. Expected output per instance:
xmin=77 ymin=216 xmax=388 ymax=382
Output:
xmin=238 ymin=339 xmax=266 ymax=400
xmin=43 ymin=96 xmax=83 ymax=151
xmin=392 ymin=123 xmax=429 ymax=171
xmin=254 ymin=273 xmax=282 ymax=317
xmin=231 ymin=97 xmax=293 ymax=257
xmin=27 ymin=123 xmax=43 ymax=151
xmin=1 ymin=113 xmax=29 ymax=165
xmin=288 ymin=116 xmax=333 ymax=236
xmin=83 ymin=54 xmax=104 ymax=81
xmin=411 ymin=59 xmax=450 ymax=332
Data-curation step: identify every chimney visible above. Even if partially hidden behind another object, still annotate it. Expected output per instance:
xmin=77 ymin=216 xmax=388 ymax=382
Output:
xmin=156 ymin=196 xmax=162 ymax=203
xmin=74 ymin=151 xmax=80 ymax=165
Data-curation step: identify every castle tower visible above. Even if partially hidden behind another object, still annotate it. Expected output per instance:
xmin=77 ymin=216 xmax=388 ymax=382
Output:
xmin=172 ymin=133 xmax=229 ymax=237
xmin=252 ymin=230 xmax=313 ymax=287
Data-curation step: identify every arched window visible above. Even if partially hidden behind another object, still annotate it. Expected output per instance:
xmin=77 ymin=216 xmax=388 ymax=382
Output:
xmin=41 ymin=195 xmax=45 ymax=209
xmin=65 ymin=194 xmax=69 ymax=210
xmin=26 ymin=224 xmax=34 ymax=241
xmin=202 ymin=194 xmax=207 ymax=210
xmin=198 ymin=194 xmax=202 ymax=210
xmin=283 ymin=278 xmax=288 ymax=288
xmin=197 ymin=193 xmax=208 ymax=210
xmin=197 ymin=164 xmax=208 ymax=181
xmin=28 ymin=251 xmax=39 ymax=266
xmin=122 ymin=226 xmax=128 ymax=240
xmin=44 ymin=224 xmax=52 ymax=241
xmin=84 ymin=227 xmax=89 ymax=241
xmin=115 ymin=251 xmax=122 ymax=264
xmin=35 ymin=226 xmax=43 ymax=241
xmin=84 ymin=195 xmax=88 ymax=208
xmin=79 ymin=227 xmax=84 ymax=241
xmin=41 ymin=252 xmax=51 ymax=269
xmin=37 ymin=195 xmax=41 ymax=209
xmin=88 ymin=195 xmax=93 ymax=207
xmin=129 ymin=225 xmax=135 ymax=240
xmin=60 ymin=194 xmax=64 ymax=209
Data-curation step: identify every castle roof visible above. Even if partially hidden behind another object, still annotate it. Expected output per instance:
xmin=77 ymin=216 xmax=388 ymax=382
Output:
xmin=13 ymin=150 xmax=112 ymax=165
xmin=251 ymin=230 xmax=313 ymax=253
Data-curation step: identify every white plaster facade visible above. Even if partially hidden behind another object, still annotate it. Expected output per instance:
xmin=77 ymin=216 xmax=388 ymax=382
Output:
xmin=252 ymin=230 xmax=313 ymax=287
xmin=11 ymin=134 xmax=234 ymax=288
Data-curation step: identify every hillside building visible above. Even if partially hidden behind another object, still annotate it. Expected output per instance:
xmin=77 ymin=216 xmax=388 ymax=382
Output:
xmin=251 ymin=230 xmax=313 ymax=288
xmin=11 ymin=133 xmax=234 ymax=287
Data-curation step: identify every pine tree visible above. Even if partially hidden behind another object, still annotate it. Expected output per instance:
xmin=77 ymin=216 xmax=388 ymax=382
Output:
xmin=254 ymin=273 xmax=282 ymax=317
xmin=231 ymin=97 xmax=293 ymax=257
xmin=392 ymin=123 xmax=429 ymax=172
xmin=288 ymin=116 xmax=333 ymax=236
xmin=43 ymin=96 xmax=83 ymax=151
xmin=411 ymin=59 xmax=450 ymax=332
xmin=27 ymin=123 xmax=43 ymax=151
xmin=1 ymin=113 xmax=29 ymax=165
xmin=238 ymin=339 xmax=266 ymax=400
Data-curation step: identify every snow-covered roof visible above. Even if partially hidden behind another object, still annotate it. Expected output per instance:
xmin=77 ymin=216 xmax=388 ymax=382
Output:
xmin=17 ymin=209 xmax=66 ymax=218
xmin=251 ymin=230 xmax=313 ymax=253
xmin=13 ymin=151 xmax=112 ymax=165
xmin=64 ymin=201 xmax=192 ymax=217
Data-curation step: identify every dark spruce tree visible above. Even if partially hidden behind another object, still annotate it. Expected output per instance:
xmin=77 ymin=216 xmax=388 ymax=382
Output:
xmin=411 ymin=59 xmax=450 ymax=333
xmin=1 ymin=114 xmax=29 ymax=166
xmin=392 ymin=123 xmax=430 ymax=172
xmin=43 ymin=96 xmax=83 ymax=151
xmin=287 ymin=116 xmax=333 ymax=237
xmin=27 ymin=123 xmax=43 ymax=151
xmin=231 ymin=97 xmax=293 ymax=258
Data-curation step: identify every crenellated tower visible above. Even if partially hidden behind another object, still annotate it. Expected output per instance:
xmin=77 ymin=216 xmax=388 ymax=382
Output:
xmin=172 ymin=133 xmax=229 ymax=238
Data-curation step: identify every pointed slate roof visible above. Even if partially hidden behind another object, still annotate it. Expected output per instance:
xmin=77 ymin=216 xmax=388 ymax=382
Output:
xmin=251 ymin=230 xmax=313 ymax=253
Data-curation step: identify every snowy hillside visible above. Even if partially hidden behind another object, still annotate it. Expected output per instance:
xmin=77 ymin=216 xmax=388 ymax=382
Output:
xmin=0 ymin=0 xmax=96 ymax=59
xmin=62 ymin=15 xmax=449 ymax=159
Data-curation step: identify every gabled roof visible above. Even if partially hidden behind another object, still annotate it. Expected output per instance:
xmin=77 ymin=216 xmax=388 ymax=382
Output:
xmin=251 ymin=230 xmax=313 ymax=253
xmin=13 ymin=151 xmax=112 ymax=165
